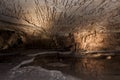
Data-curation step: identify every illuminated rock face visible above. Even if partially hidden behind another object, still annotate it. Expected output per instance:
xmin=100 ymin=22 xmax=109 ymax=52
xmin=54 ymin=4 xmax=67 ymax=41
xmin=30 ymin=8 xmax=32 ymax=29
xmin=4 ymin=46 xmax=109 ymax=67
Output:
xmin=74 ymin=23 xmax=120 ymax=52
xmin=0 ymin=0 xmax=120 ymax=52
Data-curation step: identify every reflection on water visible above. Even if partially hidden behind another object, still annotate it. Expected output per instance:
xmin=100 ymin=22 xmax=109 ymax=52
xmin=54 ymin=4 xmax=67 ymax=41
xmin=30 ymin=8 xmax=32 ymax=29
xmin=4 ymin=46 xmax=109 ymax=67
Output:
xmin=23 ymin=53 xmax=120 ymax=80
xmin=0 ymin=49 xmax=120 ymax=80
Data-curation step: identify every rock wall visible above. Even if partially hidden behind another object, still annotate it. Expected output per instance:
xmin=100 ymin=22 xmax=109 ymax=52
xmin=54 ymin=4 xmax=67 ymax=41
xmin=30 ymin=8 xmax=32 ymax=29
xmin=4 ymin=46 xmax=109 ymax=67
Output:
xmin=0 ymin=0 xmax=120 ymax=53
xmin=74 ymin=23 xmax=120 ymax=52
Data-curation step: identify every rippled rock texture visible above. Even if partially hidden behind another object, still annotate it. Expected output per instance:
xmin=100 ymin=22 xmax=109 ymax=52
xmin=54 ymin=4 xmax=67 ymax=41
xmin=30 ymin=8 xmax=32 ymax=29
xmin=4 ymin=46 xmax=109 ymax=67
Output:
xmin=0 ymin=0 xmax=120 ymax=53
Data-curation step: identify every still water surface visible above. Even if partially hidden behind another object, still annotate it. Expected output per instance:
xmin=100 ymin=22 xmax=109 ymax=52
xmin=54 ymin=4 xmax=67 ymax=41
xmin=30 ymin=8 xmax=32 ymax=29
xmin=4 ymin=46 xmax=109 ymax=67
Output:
xmin=24 ymin=52 xmax=120 ymax=80
xmin=0 ymin=49 xmax=120 ymax=80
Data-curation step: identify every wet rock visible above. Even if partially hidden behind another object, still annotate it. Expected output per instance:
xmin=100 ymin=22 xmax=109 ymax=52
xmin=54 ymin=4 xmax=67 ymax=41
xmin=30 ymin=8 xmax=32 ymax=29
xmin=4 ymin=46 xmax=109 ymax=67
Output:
xmin=5 ymin=66 xmax=80 ymax=80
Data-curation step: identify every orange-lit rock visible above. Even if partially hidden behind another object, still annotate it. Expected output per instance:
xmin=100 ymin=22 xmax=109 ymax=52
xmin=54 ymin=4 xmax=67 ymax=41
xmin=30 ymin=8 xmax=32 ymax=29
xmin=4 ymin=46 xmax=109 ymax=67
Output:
xmin=0 ymin=0 xmax=120 ymax=53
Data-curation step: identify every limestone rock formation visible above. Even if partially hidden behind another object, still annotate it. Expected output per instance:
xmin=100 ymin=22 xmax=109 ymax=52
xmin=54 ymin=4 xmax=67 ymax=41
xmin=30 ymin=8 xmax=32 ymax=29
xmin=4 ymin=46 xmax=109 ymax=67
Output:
xmin=0 ymin=0 xmax=120 ymax=53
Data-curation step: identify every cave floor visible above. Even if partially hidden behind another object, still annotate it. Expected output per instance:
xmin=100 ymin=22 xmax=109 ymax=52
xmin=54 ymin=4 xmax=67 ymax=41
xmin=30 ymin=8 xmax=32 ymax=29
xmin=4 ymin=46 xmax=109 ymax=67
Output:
xmin=0 ymin=48 xmax=120 ymax=80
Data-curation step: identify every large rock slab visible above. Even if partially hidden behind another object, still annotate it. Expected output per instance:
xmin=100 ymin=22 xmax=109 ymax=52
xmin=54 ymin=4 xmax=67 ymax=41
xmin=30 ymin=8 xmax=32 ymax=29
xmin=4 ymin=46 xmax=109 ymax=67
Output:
xmin=5 ymin=66 xmax=80 ymax=80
